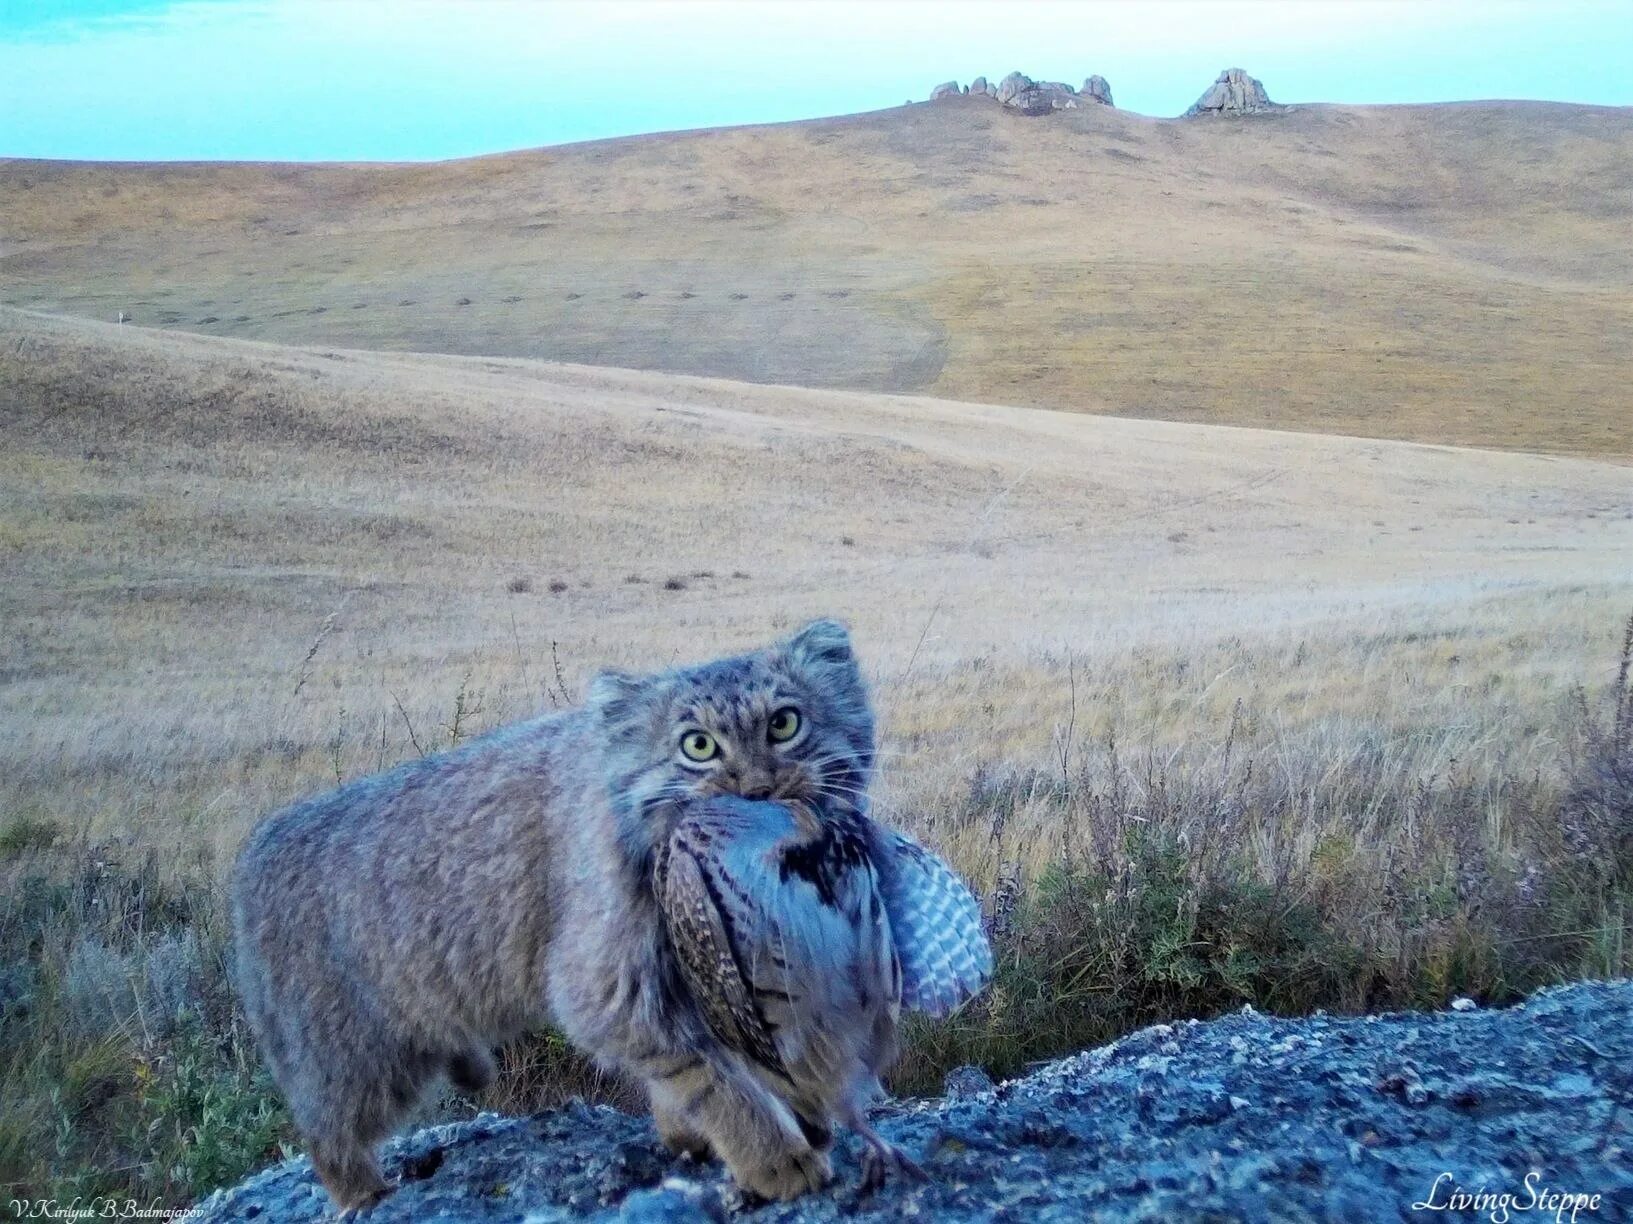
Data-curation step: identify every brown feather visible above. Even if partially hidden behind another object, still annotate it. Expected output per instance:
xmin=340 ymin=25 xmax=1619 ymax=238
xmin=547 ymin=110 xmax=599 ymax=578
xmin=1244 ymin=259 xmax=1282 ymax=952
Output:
xmin=658 ymin=830 xmax=789 ymax=1080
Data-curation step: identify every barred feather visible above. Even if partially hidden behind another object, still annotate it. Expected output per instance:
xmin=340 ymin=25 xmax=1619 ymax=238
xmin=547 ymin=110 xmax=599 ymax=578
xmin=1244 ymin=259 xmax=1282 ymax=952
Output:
xmin=656 ymin=796 xmax=898 ymax=1116
xmin=873 ymin=831 xmax=993 ymax=1017
xmin=655 ymin=795 xmax=988 ymax=1199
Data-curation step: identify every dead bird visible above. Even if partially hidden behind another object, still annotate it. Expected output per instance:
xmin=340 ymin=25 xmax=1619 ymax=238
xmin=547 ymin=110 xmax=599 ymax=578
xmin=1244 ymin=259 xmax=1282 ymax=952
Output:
xmin=655 ymin=794 xmax=991 ymax=1192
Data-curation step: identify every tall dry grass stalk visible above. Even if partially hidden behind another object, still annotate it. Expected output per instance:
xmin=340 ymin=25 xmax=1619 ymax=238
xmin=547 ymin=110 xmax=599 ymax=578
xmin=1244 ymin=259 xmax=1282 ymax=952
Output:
xmin=4 ymin=614 xmax=1631 ymax=1208
xmin=3 ymin=307 xmax=1629 ymax=1208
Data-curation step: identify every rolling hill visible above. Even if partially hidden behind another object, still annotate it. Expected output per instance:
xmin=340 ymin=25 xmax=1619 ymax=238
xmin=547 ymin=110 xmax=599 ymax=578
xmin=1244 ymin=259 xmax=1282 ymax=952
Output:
xmin=3 ymin=96 xmax=1631 ymax=457
xmin=4 ymin=302 xmax=1631 ymax=857
xmin=4 ymin=291 xmax=1631 ymax=1211
xmin=5 ymin=78 xmax=1633 ymax=1215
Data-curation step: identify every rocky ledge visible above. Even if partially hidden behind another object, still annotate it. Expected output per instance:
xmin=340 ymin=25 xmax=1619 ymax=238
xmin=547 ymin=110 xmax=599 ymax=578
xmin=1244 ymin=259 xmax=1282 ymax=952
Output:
xmin=930 ymin=72 xmax=1114 ymax=111
xmin=192 ymin=981 xmax=1632 ymax=1221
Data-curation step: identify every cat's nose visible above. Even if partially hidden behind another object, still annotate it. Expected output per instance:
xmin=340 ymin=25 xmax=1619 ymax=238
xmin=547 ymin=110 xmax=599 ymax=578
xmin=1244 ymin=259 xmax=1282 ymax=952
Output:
xmin=736 ymin=769 xmax=776 ymax=801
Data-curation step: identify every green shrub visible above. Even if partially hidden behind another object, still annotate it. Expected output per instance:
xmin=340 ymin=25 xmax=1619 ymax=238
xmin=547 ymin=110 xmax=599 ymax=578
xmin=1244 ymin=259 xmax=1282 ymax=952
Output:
xmin=132 ymin=1014 xmax=288 ymax=1201
xmin=891 ymin=621 xmax=1633 ymax=1093
xmin=0 ymin=814 xmax=58 ymax=858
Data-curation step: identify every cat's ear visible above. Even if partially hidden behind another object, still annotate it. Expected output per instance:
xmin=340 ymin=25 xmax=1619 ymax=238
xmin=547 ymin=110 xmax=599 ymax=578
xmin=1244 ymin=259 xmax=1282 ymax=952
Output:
xmin=587 ymin=669 xmax=647 ymax=727
xmin=783 ymin=618 xmax=857 ymax=671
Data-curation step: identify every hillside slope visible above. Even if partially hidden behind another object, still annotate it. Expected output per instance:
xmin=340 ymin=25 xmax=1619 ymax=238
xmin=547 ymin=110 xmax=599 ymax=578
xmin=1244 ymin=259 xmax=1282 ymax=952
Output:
xmin=4 ymin=303 xmax=1630 ymax=854
xmin=4 ymin=98 xmax=1631 ymax=456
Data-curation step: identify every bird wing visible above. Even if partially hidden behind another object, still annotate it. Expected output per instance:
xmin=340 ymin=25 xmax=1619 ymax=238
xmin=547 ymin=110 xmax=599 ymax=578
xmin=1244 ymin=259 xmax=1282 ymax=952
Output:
xmin=657 ymin=823 xmax=789 ymax=1081
xmin=873 ymin=829 xmax=993 ymax=1017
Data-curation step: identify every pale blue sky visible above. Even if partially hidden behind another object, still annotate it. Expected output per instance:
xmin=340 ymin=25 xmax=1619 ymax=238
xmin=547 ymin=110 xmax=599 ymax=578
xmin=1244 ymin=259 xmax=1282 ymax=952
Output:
xmin=2 ymin=0 xmax=1629 ymax=162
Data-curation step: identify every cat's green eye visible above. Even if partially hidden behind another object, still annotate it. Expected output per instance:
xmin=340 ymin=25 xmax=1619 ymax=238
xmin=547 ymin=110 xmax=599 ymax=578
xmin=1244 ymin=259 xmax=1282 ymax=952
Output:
xmin=679 ymin=730 xmax=719 ymax=762
xmin=768 ymin=707 xmax=802 ymax=743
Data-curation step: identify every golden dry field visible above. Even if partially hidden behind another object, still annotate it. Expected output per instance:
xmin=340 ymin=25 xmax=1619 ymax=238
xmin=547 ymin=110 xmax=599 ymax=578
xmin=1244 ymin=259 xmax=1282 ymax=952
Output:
xmin=4 ymin=98 xmax=1632 ymax=457
xmin=2 ymin=97 xmax=1632 ymax=1208
xmin=3 ymin=304 xmax=1629 ymax=870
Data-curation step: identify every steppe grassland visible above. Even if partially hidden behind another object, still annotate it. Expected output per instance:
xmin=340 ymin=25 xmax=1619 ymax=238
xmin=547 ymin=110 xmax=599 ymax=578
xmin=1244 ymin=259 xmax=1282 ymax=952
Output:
xmin=5 ymin=101 xmax=1632 ymax=457
xmin=3 ymin=307 xmax=1629 ymax=848
xmin=2 ymin=308 xmax=1631 ymax=1204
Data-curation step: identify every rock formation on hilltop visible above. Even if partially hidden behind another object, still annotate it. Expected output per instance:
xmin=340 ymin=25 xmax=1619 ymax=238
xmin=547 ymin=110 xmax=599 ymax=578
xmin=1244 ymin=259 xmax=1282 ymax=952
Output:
xmin=1185 ymin=67 xmax=1286 ymax=116
xmin=994 ymin=71 xmax=1032 ymax=105
xmin=189 ymin=980 xmax=1633 ymax=1222
xmin=1010 ymin=79 xmax=1085 ymax=115
xmin=1081 ymin=75 xmax=1113 ymax=106
xmin=929 ymin=72 xmax=1115 ymax=111
xmin=931 ymin=67 xmax=1284 ymax=117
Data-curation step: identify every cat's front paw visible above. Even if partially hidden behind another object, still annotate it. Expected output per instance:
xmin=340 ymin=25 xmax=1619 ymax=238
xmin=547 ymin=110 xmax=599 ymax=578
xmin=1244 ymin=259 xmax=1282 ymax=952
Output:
xmin=652 ymin=1103 xmax=714 ymax=1162
xmin=730 ymin=1141 xmax=832 ymax=1201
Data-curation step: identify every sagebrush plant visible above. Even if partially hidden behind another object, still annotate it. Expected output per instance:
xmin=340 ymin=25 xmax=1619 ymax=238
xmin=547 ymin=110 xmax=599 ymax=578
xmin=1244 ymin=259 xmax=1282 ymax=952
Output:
xmin=913 ymin=613 xmax=1633 ymax=1090
xmin=2 ymin=616 xmax=1631 ymax=1210
xmin=0 ymin=851 xmax=267 ymax=1212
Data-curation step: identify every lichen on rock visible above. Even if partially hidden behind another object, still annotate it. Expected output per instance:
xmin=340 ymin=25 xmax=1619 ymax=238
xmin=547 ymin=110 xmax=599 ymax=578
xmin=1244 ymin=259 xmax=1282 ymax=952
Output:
xmin=190 ymin=980 xmax=1633 ymax=1221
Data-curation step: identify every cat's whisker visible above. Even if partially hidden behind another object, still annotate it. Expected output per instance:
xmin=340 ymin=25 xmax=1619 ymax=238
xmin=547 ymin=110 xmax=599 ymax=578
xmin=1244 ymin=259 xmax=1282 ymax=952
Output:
xmin=814 ymin=783 xmax=909 ymax=818
xmin=799 ymin=751 xmax=873 ymax=768
xmin=809 ymin=775 xmax=876 ymax=797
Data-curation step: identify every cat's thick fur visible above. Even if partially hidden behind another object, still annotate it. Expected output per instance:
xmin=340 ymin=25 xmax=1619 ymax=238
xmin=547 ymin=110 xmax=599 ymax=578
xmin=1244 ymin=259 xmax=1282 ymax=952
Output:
xmin=230 ymin=619 xmax=874 ymax=1209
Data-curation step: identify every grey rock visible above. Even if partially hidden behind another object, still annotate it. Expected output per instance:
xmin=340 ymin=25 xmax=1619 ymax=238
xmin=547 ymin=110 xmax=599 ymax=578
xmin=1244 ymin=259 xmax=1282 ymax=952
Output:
xmin=618 ymin=1178 xmax=726 ymax=1222
xmin=1185 ymin=67 xmax=1286 ymax=116
xmin=943 ymin=1065 xmax=995 ymax=1099
xmin=995 ymin=71 xmax=1033 ymax=105
xmin=189 ymin=980 xmax=1633 ymax=1222
xmin=1007 ymin=80 xmax=1082 ymax=115
xmin=929 ymin=81 xmax=963 ymax=102
xmin=968 ymin=71 xmax=1101 ymax=109
xmin=1036 ymin=82 xmax=1080 ymax=105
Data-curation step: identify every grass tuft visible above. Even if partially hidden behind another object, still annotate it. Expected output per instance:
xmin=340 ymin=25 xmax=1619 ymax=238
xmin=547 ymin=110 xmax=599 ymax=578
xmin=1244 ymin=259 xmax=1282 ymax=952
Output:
xmin=891 ymin=615 xmax=1633 ymax=1092
xmin=0 ymin=815 xmax=60 ymax=858
xmin=3 ymin=618 xmax=1631 ymax=1208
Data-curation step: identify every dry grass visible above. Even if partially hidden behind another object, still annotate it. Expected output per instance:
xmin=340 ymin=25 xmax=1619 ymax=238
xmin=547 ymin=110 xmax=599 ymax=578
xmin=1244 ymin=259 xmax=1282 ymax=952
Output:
xmin=1 ymin=307 xmax=1631 ymax=1205
xmin=2 ymin=306 xmax=1629 ymax=855
xmin=4 ymin=99 xmax=1632 ymax=457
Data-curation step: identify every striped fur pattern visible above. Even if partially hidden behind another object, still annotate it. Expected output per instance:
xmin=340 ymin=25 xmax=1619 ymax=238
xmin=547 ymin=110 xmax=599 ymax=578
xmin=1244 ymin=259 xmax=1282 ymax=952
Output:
xmin=590 ymin=617 xmax=876 ymax=883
